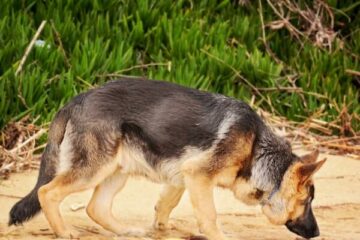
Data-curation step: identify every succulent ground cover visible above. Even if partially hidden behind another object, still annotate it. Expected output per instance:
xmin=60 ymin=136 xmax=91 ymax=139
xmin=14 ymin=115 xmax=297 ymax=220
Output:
xmin=0 ymin=1 xmax=359 ymax=176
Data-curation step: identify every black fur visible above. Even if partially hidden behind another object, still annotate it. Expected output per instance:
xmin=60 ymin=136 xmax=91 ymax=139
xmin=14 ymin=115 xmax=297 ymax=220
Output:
xmin=71 ymin=78 xmax=247 ymax=167
xmin=9 ymin=146 xmax=54 ymax=225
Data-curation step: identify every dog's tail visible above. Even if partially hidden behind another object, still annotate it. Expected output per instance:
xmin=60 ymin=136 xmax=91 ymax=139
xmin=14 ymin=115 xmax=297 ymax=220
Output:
xmin=8 ymin=109 xmax=70 ymax=226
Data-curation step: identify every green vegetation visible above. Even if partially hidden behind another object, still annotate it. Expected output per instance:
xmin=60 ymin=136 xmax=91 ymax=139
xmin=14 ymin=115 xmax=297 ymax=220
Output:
xmin=0 ymin=0 xmax=359 ymax=132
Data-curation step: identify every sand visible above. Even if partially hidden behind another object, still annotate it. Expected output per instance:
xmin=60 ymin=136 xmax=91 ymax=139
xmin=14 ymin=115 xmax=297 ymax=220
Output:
xmin=0 ymin=151 xmax=359 ymax=240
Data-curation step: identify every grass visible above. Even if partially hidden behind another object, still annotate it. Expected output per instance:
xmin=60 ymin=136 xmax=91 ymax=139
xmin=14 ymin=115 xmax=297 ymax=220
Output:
xmin=0 ymin=0 xmax=359 ymax=133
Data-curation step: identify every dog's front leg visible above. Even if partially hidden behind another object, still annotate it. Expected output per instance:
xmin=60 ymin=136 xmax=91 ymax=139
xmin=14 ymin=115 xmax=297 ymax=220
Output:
xmin=183 ymin=173 xmax=228 ymax=240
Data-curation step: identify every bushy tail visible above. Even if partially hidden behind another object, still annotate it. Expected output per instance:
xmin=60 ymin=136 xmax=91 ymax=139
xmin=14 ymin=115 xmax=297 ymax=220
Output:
xmin=9 ymin=109 xmax=70 ymax=226
xmin=8 ymin=147 xmax=55 ymax=225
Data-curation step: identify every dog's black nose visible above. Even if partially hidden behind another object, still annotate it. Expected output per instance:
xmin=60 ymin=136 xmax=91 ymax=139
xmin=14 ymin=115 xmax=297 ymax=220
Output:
xmin=313 ymin=227 xmax=320 ymax=237
xmin=285 ymin=219 xmax=320 ymax=239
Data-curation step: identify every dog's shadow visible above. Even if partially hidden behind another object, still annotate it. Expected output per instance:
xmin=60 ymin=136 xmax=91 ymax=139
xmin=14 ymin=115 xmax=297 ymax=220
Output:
xmin=71 ymin=219 xmax=207 ymax=240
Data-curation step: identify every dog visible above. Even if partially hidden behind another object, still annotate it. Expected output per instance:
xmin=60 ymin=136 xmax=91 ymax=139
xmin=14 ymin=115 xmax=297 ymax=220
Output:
xmin=9 ymin=78 xmax=326 ymax=240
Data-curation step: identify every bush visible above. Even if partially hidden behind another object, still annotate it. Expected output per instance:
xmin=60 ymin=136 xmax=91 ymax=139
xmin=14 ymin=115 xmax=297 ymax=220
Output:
xmin=0 ymin=0 xmax=359 ymax=133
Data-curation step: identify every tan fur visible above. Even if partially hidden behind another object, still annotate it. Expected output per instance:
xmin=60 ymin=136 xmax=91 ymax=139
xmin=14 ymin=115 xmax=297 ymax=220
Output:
xmin=86 ymin=168 xmax=144 ymax=237
xmin=211 ymin=131 xmax=255 ymax=173
xmin=86 ymin=168 xmax=128 ymax=234
xmin=232 ymin=178 xmax=263 ymax=205
xmin=38 ymin=176 xmax=80 ymax=238
xmin=177 ymin=132 xmax=255 ymax=240
xmin=262 ymin=158 xmax=325 ymax=225
xmin=300 ymin=150 xmax=319 ymax=164
xmin=261 ymin=162 xmax=307 ymax=224
xmin=38 ymin=160 xmax=119 ymax=238
xmin=214 ymin=166 xmax=241 ymax=188
xmin=183 ymin=173 xmax=227 ymax=240
xmin=153 ymin=185 xmax=185 ymax=230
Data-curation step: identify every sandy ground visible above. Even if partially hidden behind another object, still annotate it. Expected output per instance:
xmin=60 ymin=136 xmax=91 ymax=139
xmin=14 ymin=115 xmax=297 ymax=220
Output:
xmin=0 ymin=151 xmax=359 ymax=240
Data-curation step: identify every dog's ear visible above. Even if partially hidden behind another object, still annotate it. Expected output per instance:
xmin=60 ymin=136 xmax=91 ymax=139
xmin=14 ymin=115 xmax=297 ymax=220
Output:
xmin=297 ymin=158 xmax=326 ymax=184
xmin=300 ymin=149 xmax=319 ymax=164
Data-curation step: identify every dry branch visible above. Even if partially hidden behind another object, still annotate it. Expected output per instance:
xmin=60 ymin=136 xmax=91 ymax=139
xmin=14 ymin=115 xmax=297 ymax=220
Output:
xmin=265 ymin=0 xmax=337 ymax=50
xmin=15 ymin=20 xmax=47 ymax=76
xmin=0 ymin=117 xmax=45 ymax=179
xmin=345 ymin=69 xmax=360 ymax=77
xmin=0 ymin=193 xmax=22 ymax=199
xmin=96 ymin=62 xmax=171 ymax=78
xmin=50 ymin=20 xmax=71 ymax=68
xmin=9 ymin=129 xmax=46 ymax=154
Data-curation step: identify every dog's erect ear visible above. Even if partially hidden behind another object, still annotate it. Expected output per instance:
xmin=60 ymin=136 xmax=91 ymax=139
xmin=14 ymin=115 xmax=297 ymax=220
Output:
xmin=300 ymin=149 xmax=319 ymax=164
xmin=297 ymin=158 xmax=326 ymax=184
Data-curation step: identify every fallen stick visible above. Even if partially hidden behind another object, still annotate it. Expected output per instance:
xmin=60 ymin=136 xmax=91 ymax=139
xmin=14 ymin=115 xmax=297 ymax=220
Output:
xmin=316 ymin=136 xmax=360 ymax=145
xmin=0 ymin=193 xmax=22 ymax=199
xmin=9 ymin=129 xmax=46 ymax=154
xmin=303 ymin=141 xmax=360 ymax=151
xmin=345 ymin=69 xmax=360 ymax=77
xmin=96 ymin=62 xmax=171 ymax=78
xmin=15 ymin=20 xmax=47 ymax=76
xmin=50 ymin=20 xmax=71 ymax=68
xmin=17 ymin=143 xmax=46 ymax=155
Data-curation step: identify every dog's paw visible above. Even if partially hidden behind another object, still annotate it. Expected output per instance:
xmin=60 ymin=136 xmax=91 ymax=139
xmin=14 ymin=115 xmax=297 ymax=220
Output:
xmin=153 ymin=220 xmax=169 ymax=231
xmin=56 ymin=228 xmax=80 ymax=239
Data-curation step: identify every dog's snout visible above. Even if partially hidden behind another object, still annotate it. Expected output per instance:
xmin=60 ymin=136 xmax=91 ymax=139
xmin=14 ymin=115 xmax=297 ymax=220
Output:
xmin=285 ymin=198 xmax=321 ymax=238
xmin=313 ymin=226 xmax=320 ymax=237
xmin=285 ymin=218 xmax=319 ymax=239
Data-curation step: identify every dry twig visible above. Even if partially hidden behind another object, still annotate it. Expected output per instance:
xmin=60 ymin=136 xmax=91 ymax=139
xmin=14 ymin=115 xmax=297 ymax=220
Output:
xmin=50 ymin=20 xmax=71 ymax=68
xmin=345 ymin=69 xmax=360 ymax=77
xmin=15 ymin=20 xmax=47 ymax=76
xmin=265 ymin=0 xmax=337 ymax=50
xmin=0 ymin=117 xmax=46 ymax=179
xmin=96 ymin=62 xmax=171 ymax=79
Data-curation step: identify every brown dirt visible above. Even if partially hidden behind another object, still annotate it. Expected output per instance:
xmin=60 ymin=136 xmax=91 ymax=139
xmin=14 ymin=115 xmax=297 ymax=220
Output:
xmin=0 ymin=151 xmax=359 ymax=240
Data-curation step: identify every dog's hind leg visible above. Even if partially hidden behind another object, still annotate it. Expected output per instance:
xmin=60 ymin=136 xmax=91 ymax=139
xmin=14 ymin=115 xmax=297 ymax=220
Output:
xmin=38 ymin=162 xmax=118 ymax=238
xmin=86 ymin=169 xmax=144 ymax=237
xmin=183 ymin=174 xmax=228 ymax=240
xmin=153 ymin=184 xmax=185 ymax=230
xmin=38 ymin=176 xmax=79 ymax=239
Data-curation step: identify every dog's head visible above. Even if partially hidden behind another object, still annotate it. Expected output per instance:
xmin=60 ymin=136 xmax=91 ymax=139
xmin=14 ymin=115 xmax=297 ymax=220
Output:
xmin=261 ymin=150 xmax=326 ymax=238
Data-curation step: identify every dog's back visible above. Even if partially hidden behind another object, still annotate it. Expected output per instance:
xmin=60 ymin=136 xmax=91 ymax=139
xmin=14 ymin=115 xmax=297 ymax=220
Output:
xmin=52 ymin=78 xmax=263 ymax=181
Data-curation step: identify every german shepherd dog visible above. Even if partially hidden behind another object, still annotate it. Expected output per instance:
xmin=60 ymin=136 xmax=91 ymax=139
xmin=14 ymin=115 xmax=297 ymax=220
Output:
xmin=9 ymin=78 xmax=325 ymax=240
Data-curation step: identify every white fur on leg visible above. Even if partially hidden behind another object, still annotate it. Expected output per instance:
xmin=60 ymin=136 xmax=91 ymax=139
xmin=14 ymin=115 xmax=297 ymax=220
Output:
xmin=57 ymin=121 xmax=74 ymax=174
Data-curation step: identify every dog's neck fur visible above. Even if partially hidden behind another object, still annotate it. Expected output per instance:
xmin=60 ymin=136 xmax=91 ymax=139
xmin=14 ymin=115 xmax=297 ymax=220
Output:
xmin=250 ymin=127 xmax=295 ymax=194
